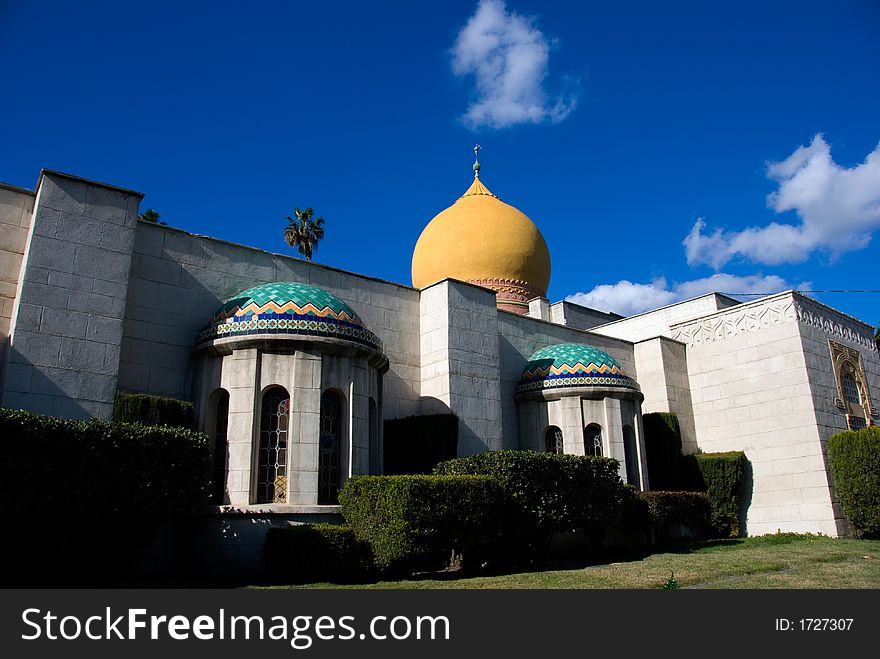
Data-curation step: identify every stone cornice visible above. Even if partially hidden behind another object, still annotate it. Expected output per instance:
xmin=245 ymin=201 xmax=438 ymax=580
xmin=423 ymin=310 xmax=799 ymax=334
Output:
xmin=669 ymin=292 xmax=877 ymax=351
xmin=669 ymin=293 xmax=796 ymax=346
xmin=794 ymin=294 xmax=877 ymax=350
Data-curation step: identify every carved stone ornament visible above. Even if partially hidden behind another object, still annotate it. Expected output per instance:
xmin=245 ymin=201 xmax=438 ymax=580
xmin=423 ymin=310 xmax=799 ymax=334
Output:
xmin=829 ymin=340 xmax=875 ymax=428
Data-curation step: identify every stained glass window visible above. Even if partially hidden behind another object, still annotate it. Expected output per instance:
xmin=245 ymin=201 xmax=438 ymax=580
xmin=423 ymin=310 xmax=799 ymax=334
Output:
xmin=584 ymin=424 xmax=603 ymax=457
xmin=211 ymin=390 xmax=229 ymax=504
xmin=319 ymin=391 xmax=342 ymax=505
xmin=544 ymin=426 xmax=564 ymax=454
xmin=842 ymin=374 xmax=861 ymax=405
xmin=257 ymin=388 xmax=289 ymax=504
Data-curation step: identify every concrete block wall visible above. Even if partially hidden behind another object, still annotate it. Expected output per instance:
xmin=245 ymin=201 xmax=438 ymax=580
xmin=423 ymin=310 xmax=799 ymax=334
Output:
xmin=0 ymin=183 xmax=35 ymax=389
xmin=670 ymin=292 xmax=838 ymax=535
xmin=498 ymin=311 xmax=637 ymax=449
xmin=633 ymin=336 xmax=698 ymax=454
xmin=2 ymin=171 xmax=142 ymax=419
xmin=118 ymin=222 xmax=421 ymax=420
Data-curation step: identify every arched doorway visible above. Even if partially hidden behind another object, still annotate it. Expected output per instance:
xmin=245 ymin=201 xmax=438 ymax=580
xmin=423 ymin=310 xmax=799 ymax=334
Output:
xmin=623 ymin=425 xmax=639 ymax=486
xmin=544 ymin=426 xmax=564 ymax=454
xmin=256 ymin=386 xmax=290 ymax=504
xmin=209 ymin=389 xmax=229 ymax=504
xmin=584 ymin=423 xmax=603 ymax=457
xmin=319 ymin=390 xmax=343 ymax=504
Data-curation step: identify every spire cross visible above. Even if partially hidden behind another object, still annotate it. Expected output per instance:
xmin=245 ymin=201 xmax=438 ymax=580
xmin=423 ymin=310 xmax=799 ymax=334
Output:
xmin=473 ymin=144 xmax=482 ymax=179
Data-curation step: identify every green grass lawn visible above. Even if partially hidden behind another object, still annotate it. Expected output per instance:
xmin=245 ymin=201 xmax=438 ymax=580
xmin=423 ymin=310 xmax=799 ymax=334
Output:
xmin=269 ymin=535 xmax=880 ymax=589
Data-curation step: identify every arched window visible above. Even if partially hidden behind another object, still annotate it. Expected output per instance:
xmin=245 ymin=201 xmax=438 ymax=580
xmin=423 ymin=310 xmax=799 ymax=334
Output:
xmin=623 ymin=425 xmax=639 ymax=486
xmin=584 ymin=424 xmax=603 ymax=457
xmin=257 ymin=387 xmax=289 ymax=504
xmin=210 ymin=389 xmax=229 ymax=504
xmin=319 ymin=391 xmax=343 ymax=504
xmin=544 ymin=426 xmax=564 ymax=454
xmin=842 ymin=373 xmax=861 ymax=405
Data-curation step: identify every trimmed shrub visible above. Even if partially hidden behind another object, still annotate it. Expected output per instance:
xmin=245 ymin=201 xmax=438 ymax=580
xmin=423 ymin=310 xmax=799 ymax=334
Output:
xmin=383 ymin=414 xmax=458 ymax=474
xmin=339 ymin=475 xmax=505 ymax=572
xmin=643 ymin=412 xmax=683 ymax=490
xmin=434 ymin=450 xmax=629 ymax=554
xmin=828 ymin=427 xmax=880 ymax=538
xmin=264 ymin=524 xmax=375 ymax=583
xmin=683 ymin=451 xmax=747 ymax=538
xmin=0 ymin=408 xmax=210 ymax=584
xmin=640 ymin=491 xmax=711 ymax=541
xmin=113 ymin=391 xmax=195 ymax=429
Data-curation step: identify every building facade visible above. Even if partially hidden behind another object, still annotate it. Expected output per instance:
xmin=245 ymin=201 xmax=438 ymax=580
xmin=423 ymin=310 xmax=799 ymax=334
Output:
xmin=1 ymin=167 xmax=878 ymax=568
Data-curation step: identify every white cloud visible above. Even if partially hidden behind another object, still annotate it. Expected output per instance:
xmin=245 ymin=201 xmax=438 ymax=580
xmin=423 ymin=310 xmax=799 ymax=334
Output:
xmin=684 ymin=134 xmax=880 ymax=268
xmin=566 ymin=273 xmax=808 ymax=317
xmin=451 ymin=0 xmax=578 ymax=129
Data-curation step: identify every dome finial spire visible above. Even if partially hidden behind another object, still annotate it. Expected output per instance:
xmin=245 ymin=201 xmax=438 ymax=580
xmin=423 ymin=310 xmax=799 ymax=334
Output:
xmin=473 ymin=144 xmax=482 ymax=179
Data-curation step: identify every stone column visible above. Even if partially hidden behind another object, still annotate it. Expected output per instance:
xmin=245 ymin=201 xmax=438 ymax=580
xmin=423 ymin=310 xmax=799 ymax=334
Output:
xmin=560 ymin=395 xmax=585 ymax=455
xmin=349 ymin=358 xmax=370 ymax=478
xmin=289 ymin=349 xmax=322 ymax=505
xmin=223 ymin=348 xmax=260 ymax=505
xmin=603 ymin=397 xmax=626 ymax=481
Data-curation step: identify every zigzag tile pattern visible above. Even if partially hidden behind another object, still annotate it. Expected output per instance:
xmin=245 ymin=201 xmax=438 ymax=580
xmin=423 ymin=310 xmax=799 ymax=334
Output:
xmin=517 ymin=343 xmax=638 ymax=394
xmin=196 ymin=281 xmax=382 ymax=352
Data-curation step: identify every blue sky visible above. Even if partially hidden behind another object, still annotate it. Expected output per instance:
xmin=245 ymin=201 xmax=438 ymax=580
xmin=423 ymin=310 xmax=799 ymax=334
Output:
xmin=2 ymin=0 xmax=878 ymax=324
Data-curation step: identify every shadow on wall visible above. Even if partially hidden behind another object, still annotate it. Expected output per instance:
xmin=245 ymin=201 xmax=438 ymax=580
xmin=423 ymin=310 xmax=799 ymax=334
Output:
xmin=118 ymin=240 xmax=240 ymax=401
xmin=740 ymin=457 xmax=753 ymax=537
xmin=498 ymin=334 xmax=528 ymax=450
xmin=419 ymin=395 xmax=452 ymax=416
xmin=1 ymin=345 xmax=96 ymax=419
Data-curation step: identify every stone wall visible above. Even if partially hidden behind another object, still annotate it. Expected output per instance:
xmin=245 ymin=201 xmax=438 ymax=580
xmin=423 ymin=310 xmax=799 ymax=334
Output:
xmin=794 ymin=294 xmax=880 ymax=534
xmin=118 ymin=221 xmax=422 ymax=421
xmin=592 ymin=293 xmax=741 ymax=343
xmin=2 ymin=171 xmax=142 ymax=419
xmin=0 ymin=183 xmax=34 ymax=389
xmin=419 ymin=279 xmax=503 ymax=455
xmin=670 ymin=292 xmax=839 ymax=535
xmin=633 ymin=336 xmax=698 ymax=454
xmin=549 ymin=300 xmax=623 ymax=330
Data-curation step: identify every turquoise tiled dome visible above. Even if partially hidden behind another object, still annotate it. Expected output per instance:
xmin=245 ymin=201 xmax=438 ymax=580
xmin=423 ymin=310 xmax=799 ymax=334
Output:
xmin=197 ymin=281 xmax=382 ymax=352
xmin=517 ymin=343 xmax=638 ymax=394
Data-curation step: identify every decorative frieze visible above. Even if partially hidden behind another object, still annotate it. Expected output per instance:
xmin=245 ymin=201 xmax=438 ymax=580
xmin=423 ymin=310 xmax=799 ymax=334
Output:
xmin=795 ymin=297 xmax=877 ymax=350
xmin=670 ymin=294 xmax=796 ymax=346
xmin=670 ymin=292 xmax=876 ymax=350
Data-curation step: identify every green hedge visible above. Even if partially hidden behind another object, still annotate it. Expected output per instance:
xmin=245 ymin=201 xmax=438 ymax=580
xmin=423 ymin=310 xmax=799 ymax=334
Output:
xmin=0 ymin=408 xmax=210 ymax=585
xmin=828 ymin=427 xmax=880 ymax=538
xmin=383 ymin=414 xmax=458 ymax=474
xmin=683 ymin=451 xmax=747 ymax=538
xmin=339 ymin=475 xmax=505 ymax=572
xmin=263 ymin=524 xmax=375 ymax=583
xmin=434 ymin=450 xmax=629 ymax=553
xmin=113 ymin=391 xmax=195 ymax=429
xmin=639 ymin=491 xmax=711 ymax=540
xmin=643 ymin=412 xmax=683 ymax=490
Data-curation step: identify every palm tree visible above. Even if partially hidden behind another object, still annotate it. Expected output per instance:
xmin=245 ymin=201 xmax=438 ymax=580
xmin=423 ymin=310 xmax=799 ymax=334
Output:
xmin=283 ymin=207 xmax=325 ymax=261
xmin=138 ymin=208 xmax=160 ymax=223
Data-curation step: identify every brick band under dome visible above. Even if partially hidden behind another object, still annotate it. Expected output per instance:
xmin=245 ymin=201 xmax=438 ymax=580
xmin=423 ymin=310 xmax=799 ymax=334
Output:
xmin=196 ymin=281 xmax=383 ymax=353
xmin=517 ymin=343 xmax=639 ymax=394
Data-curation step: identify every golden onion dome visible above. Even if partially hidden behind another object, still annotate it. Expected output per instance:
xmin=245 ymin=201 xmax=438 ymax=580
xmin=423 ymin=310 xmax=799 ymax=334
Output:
xmin=411 ymin=157 xmax=551 ymax=315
